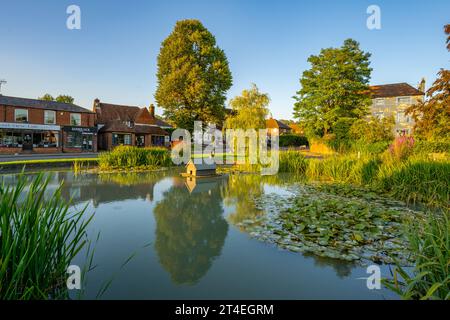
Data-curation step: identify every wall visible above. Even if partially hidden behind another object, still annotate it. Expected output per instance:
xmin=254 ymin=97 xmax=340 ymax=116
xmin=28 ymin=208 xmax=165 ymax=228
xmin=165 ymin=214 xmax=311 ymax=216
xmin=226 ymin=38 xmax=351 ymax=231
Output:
xmin=0 ymin=105 xmax=95 ymax=127
xmin=370 ymin=95 xmax=423 ymax=134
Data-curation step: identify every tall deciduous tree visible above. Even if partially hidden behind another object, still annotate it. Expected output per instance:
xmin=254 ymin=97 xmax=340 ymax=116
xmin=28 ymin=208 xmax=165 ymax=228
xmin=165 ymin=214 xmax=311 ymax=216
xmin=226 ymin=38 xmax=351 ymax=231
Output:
xmin=155 ymin=20 xmax=233 ymax=130
xmin=225 ymin=84 xmax=270 ymax=130
xmin=407 ymin=25 xmax=450 ymax=140
xmin=39 ymin=94 xmax=74 ymax=104
xmin=55 ymin=95 xmax=74 ymax=104
xmin=39 ymin=94 xmax=54 ymax=101
xmin=293 ymin=39 xmax=372 ymax=137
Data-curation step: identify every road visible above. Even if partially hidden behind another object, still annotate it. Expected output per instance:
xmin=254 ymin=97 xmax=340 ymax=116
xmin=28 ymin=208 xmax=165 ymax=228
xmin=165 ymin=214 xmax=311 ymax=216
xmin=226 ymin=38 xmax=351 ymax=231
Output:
xmin=0 ymin=153 xmax=99 ymax=162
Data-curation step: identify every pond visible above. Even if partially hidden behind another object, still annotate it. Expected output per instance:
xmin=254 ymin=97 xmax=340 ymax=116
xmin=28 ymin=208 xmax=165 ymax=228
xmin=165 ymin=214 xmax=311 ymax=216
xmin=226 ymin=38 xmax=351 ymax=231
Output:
xmin=2 ymin=170 xmax=400 ymax=299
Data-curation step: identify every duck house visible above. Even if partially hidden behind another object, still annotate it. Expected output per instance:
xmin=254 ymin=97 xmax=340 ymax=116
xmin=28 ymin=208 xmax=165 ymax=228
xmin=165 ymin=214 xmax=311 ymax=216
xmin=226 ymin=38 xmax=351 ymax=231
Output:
xmin=184 ymin=160 xmax=217 ymax=177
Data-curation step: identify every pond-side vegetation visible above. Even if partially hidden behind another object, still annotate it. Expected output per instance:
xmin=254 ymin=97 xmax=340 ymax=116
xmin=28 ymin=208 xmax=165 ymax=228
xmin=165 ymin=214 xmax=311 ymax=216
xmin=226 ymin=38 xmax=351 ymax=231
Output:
xmin=98 ymin=146 xmax=172 ymax=171
xmin=0 ymin=173 xmax=92 ymax=300
xmin=238 ymin=184 xmax=418 ymax=264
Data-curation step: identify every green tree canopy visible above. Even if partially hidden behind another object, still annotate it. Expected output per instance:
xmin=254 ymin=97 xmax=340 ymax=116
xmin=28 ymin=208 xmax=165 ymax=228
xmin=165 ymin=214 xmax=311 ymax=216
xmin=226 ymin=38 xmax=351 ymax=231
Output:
xmin=293 ymin=39 xmax=372 ymax=137
xmin=39 ymin=94 xmax=54 ymax=101
xmin=155 ymin=19 xmax=233 ymax=131
xmin=225 ymin=84 xmax=270 ymax=130
xmin=55 ymin=95 xmax=74 ymax=104
xmin=39 ymin=94 xmax=74 ymax=104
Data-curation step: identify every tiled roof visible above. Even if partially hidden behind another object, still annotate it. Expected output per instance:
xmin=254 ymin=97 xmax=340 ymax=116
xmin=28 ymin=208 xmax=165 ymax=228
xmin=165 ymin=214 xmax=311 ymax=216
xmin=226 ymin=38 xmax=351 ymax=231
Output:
xmin=98 ymin=120 xmax=169 ymax=135
xmin=135 ymin=125 xmax=168 ymax=135
xmin=0 ymin=95 xmax=93 ymax=113
xmin=370 ymin=83 xmax=424 ymax=98
xmin=95 ymin=103 xmax=140 ymax=123
xmin=266 ymin=118 xmax=291 ymax=130
xmin=95 ymin=101 xmax=172 ymax=129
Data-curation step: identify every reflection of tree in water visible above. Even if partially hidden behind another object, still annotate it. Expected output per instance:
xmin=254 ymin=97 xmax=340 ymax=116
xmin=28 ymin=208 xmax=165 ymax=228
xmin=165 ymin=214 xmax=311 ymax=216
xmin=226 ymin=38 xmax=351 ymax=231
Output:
xmin=304 ymin=253 xmax=355 ymax=279
xmin=222 ymin=174 xmax=265 ymax=227
xmin=154 ymin=180 xmax=228 ymax=285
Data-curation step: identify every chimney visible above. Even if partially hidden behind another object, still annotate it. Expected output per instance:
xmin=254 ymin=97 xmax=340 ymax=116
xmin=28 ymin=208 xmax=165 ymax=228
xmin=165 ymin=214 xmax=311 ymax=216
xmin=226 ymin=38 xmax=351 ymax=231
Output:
xmin=418 ymin=78 xmax=426 ymax=93
xmin=149 ymin=104 xmax=155 ymax=118
xmin=93 ymin=98 xmax=100 ymax=113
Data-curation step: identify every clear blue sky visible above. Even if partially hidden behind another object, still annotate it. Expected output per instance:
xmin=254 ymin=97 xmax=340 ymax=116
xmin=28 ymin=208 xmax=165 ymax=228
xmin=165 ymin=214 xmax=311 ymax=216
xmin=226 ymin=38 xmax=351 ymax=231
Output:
xmin=0 ymin=0 xmax=448 ymax=120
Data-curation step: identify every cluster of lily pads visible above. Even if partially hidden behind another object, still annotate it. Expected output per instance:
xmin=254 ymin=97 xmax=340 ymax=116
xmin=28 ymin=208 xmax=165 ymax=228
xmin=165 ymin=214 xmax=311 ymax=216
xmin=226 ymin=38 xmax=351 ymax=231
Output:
xmin=236 ymin=183 xmax=423 ymax=265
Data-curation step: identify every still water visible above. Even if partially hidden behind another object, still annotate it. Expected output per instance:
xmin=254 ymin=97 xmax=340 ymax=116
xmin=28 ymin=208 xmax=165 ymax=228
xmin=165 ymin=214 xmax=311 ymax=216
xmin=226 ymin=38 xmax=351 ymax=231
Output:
xmin=3 ymin=170 xmax=399 ymax=299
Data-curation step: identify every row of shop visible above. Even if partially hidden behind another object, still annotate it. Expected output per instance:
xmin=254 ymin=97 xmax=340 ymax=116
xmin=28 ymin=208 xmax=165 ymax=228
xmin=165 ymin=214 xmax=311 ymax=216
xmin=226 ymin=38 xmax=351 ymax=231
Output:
xmin=0 ymin=122 xmax=97 ymax=153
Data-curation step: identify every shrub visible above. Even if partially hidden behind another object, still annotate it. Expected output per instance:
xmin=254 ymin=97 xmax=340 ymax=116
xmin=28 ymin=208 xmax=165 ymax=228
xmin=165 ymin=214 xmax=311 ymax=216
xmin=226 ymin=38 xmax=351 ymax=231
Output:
xmin=0 ymin=173 xmax=92 ymax=299
xmin=351 ymin=140 xmax=391 ymax=155
xmin=279 ymin=134 xmax=309 ymax=148
xmin=327 ymin=117 xmax=355 ymax=151
xmin=413 ymin=139 xmax=450 ymax=154
xmin=349 ymin=116 xmax=395 ymax=144
xmin=389 ymin=136 xmax=415 ymax=161
xmin=98 ymin=146 xmax=171 ymax=170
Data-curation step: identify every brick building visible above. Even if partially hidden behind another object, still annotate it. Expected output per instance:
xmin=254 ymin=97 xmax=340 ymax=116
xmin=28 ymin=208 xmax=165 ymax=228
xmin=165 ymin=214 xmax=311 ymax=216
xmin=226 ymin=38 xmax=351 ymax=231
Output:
xmin=93 ymin=99 xmax=172 ymax=150
xmin=0 ymin=95 xmax=97 ymax=154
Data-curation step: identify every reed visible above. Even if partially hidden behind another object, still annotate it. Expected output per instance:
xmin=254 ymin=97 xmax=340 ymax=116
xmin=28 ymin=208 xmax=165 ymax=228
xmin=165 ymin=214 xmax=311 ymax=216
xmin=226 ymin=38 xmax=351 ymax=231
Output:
xmin=279 ymin=150 xmax=449 ymax=208
xmin=279 ymin=149 xmax=308 ymax=174
xmin=0 ymin=173 xmax=93 ymax=300
xmin=384 ymin=211 xmax=450 ymax=300
xmin=98 ymin=146 xmax=171 ymax=171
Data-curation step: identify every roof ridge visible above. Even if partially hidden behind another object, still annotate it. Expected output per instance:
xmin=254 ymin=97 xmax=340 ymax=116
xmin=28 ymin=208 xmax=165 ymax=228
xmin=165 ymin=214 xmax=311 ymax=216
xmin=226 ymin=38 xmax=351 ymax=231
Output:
xmin=0 ymin=94 xmax=80 ymax=107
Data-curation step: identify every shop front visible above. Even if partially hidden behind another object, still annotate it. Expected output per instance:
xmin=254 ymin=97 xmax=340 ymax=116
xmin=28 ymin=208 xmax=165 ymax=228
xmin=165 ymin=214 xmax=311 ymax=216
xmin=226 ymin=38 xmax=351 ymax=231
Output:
xmin=62 ymin=126 xmax=98 ymax=153
xmin=0 ymin=122 xmax=61 ymax=154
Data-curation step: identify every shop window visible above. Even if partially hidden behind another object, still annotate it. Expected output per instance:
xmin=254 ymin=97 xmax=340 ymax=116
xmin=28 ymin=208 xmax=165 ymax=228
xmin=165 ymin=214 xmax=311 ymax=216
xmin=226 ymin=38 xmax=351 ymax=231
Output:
xmin=66 ymin=131 xmax=83 ymax=148
xmin=33 ymin=131 xmax=59 ymax=148
xmin=0 ymin=131 xmax=23 ymax=147
xmin=70 ymin=113 xmax=81 ymax=126
xmin=44 ymin=110 xmax=56 ymax=124
xmin=112 ymin=133 xmax=132 ymax=146
xmin=15 ymin=109 xmax=28 ymax=123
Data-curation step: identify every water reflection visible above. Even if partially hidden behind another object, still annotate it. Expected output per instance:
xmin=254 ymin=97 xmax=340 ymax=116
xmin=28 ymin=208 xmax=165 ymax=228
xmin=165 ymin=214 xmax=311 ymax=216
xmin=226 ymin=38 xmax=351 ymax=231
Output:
xmin=0 ymin=170 xmax=386 ymax=296
xmin=154 ymin=176 xmax=228 ymax=285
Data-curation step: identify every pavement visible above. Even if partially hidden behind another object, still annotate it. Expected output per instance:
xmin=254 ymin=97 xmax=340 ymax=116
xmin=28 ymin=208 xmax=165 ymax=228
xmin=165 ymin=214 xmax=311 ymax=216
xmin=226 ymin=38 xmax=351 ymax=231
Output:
xmin=0 ymin=153 xmax=99 ymax=162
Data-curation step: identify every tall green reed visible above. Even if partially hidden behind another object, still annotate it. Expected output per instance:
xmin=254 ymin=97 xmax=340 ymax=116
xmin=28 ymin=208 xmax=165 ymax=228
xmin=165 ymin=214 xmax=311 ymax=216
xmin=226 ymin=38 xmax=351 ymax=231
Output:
xmin=384 ymin=211 xmax=449 ymax=300
xmin=98 ymin=146 xmax=171 ymax=170
xmin=0 ymin=173 xmax=93 ymax=299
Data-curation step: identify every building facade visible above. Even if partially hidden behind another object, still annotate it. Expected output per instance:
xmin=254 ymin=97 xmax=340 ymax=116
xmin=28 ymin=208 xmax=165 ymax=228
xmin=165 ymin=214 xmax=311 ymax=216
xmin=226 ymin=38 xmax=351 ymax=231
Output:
xmin=369 ymin=82 xmax=425 ymax=135
xmin=0 ymin=95 xmax=97 ymax=154
xmin=94 ymin=99 xmax=172 ymax=151
xmin=266 ymin=118 xmax=291 ymax=135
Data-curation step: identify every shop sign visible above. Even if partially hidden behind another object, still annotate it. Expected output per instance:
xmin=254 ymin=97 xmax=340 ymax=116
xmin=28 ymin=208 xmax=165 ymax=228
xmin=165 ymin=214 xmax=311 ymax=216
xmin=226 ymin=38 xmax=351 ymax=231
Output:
xmin=0 ymin=122 xmax=60 ymax=131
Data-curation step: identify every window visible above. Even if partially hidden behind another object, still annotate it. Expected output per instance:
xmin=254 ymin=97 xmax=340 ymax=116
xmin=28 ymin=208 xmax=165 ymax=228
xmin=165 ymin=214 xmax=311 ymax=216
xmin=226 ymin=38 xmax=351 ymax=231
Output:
xmin=151 ymin=135 xmax=165 ymax=146
xmin=44 ymin=110 xmax=56 ymax=124
xmin=112 ymin=133 xmax=132 ymax=146
xmin=0 ymin=131 xmax=23 ymax=147
xmin=375 ymin=99 xmax=384 ymax=106
xmin=70 ymin=113 xmax=81 ymax=126
xmin=66 ymin=131 xmax=83 ymax=148
xmin=373 ymin=111 xmax=384 ymax=119
xmin=32 ymin=131 xmax=59 ymax=148
xmin=15 ymin=109 xmax=28 ymax=123
xmin=397 ymin=97 xmax=411 ymax=105
xmin=397 ymin=111 xmax=410 ymax=123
